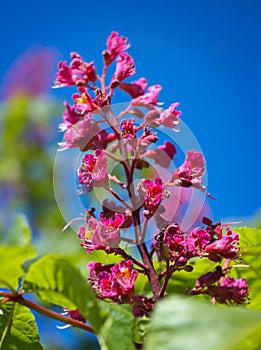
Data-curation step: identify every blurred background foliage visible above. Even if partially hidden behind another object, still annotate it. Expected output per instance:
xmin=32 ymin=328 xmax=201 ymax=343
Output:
xmin=0 ymin=94 xmax=62 ymax=234
xmin=0 ymin=47 xmax=101 ymax=349
xmin=0 ymin=47 xmax=62 ymax=235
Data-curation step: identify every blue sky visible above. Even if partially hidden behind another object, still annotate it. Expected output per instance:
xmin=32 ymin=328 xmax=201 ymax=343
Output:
xmin=1 ymin=1 xmax=260 ymax=219
xmin=0 ymin=1 xmax=260 ymax=348
xmin=1 ymin=1 xmax=260 ymax=220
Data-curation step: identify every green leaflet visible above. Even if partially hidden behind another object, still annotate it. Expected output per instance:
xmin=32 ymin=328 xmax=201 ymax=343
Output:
xmin=22 ymin=254 xmax=136 ymax=349
xmin=145 ymin=296 xmax=261 ymax=350
xmin=22 ymin=254 xmax=96 ymax=314
xmin=0 ymin=302 xmax=43 ymax=350
xmin=0 ymin=245 xmax=36 ymax=290
xmin=0 ymin=214 xmax=36 ymax=290
xmin=97 ymin=302 xmax=135 ymax=350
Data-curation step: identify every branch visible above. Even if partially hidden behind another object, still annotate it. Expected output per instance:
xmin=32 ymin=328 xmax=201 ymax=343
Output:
xmin=121 ymin=236 xmax=137 ymax=245
xmin=115 ymin=103 xmax=132 ymax=120
xmin=0 ymin=291 xmax=95 ymax=334
xmin=140 ymin=218 xmax=148 ymax=244
xmin=105 ymin=151 xmax=123 ymax=164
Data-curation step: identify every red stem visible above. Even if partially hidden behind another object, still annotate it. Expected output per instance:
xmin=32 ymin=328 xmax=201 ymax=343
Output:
xmin=0 ymin=291 xmax=95 ymax=334
xmin=112 ymin=110 xmax=161 ymax=298
xmin=158 ymin=259 xmax=170 ymax=298
xmin=100 ymin=65 xmax=107 ymax=93
xmin=108 ymin=187 xmax=133 ymax=211
xmin=114 ymin=248 xmax=149 ymax=271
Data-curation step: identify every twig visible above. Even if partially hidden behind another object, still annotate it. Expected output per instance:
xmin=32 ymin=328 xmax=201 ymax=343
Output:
xmin=0 ymin=291 xmax=95 ymax=334
xmin=114 ymin=248 xmax=149 ymax=272
xmin=108 ymin=174 xmax=127 ymax=189
xmin=108 ymin=187 xmax=132 ymax=211
xmin=104 ymin=151 xmax=123 ymax=163
xmin=158 ymin=258 xmax=170 ymax=298
xmin=140 ymin=219 xmax=148 ymax=244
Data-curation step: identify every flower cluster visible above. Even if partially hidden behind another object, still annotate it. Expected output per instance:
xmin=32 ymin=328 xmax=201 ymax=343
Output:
xmin=78 ymin=150 xmax=108 ymax=193
xmin=54 ymin=32 xmax=249 ymax=319
xmin=154 ymin=218 xmax=239 ymax=266
xmin=55 ymin=52 xmax=97 ymax=88
xmin=88 ymin=260 xmax=138 ymax=300
xmin=138 ymin=177 xmax=163 ymax=211
xmin=188 ymin=267 xmax=249 ymax=305
xmin=78 ymin=212 xmax=124 ymax=252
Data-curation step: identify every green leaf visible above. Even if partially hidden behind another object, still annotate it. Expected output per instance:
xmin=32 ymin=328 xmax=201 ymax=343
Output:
xmin=22 ymin=254 xmax=136 ymax=349
xmin=145 ymin=296 xmax=261 ymax=350
xmin=6 ymin=215 xmax=32 ymax=247
xmin=0 ymin=245 xmax=36 ymax=290
xmin=22 ymin=254 xmax=96 ymax=315
xmin=233 ymin=227 xmax=261 ymax=309
xmin=97 ymin=303 xmax=135 ymax=350
xmin=0 ymin=302 xmax=43 ymax=350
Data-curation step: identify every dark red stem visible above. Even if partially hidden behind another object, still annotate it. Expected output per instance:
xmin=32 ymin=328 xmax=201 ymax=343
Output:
xmin=0 ymin=291 xmax=95 ymax=334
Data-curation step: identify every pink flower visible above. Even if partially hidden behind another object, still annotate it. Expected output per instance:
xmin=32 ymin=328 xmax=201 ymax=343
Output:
xmin=103 ymin=32 xmax=130 ymax=66
xmin=59 ymin=102 xmax=81 ymax=131
xmin=90 ymin=212 xmax=124 ymax=249
xmin=186 ymin=228 xmax=211 ymax=258
xmin=88 ymin=262 xmax=117 ymax=298
xmin=204 ymin=227 xmax=239 ymax=259
xmin=120 ymin=118 xmax=136 ymax=139
xmin=55 ymin=52 xmax=97 ymax=87
xmin=139 ymin=126 xmax=158 ymax=147
xmin=165 ymin=233 xmax=187 ymax=259
xmin=207 ymin=277 xmax=249 ymax=304
xmin=144 ymin=110 xmax=161 ymax=127
xmin=111 ymin=260 xmax=138 ymax=295
xmin=78 ymin=224 xmax=99 ymax=253
xmin=90 ymin=129 xmax=117 ymax=150
xmin=220 ymin=277 xmax=249 ymax=303
xmin=131 ymin=85 xmax=162 ymax=106
xmin=110 ymin=53 xmax=136 ymax=88
xmin=73 ymin=87 xmax=98 ymax=114
xmin=59 ymin=113 xmax=100 ymax=151
xmin=119 ymin=77 xmax=147 ymax=98
xmin=78 ymin=212 xmax=124 ymax=252
xmin=194 ymin=266 xmax=224 ymax=289
xmin=171 ymin=150 xmax=206 ymax=192
xmin=70 ymin=52 xmax=97 ymax=83
xmin=139 ymin=177 xmax=163 ymax=210
xmin=55 ymin=61 xmax=75 ymax=87
xmin=99 ymin=212 xmax=125 ymax=228
xmin=94 ymin=88 xmax=111 ymax=108
xmin=143 ymin=141 xmax=177 ymax=168
xmin=159 ymin=102 xmax=182 ymax=131
xmin=154 ymin=224 xmax=188 ymax=264
xmin=78 ymin=150 xmax=108 ymax=193
xmin=63 ymin=308 xmax=86 ymax=323
xmin=88 ymin=260 xmax=138 ymax=299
